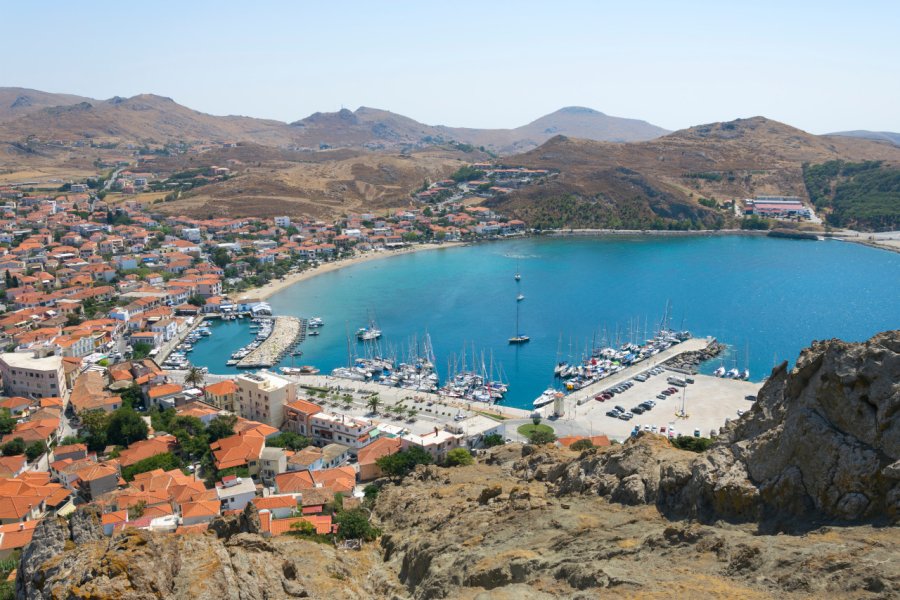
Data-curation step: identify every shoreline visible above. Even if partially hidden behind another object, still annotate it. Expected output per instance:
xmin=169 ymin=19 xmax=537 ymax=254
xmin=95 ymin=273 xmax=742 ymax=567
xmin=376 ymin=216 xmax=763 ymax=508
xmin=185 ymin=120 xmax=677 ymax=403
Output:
xmin=237 ymin=227 xmax=900 ymax=302
xmin=238 ymin=241 xmax=468 ymax=301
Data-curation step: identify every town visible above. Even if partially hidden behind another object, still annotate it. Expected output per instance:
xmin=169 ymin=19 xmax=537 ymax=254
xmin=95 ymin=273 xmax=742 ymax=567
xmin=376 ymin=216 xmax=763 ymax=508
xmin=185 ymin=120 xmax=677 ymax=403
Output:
xmin=0 ymin=159 xmax=548 ymax=574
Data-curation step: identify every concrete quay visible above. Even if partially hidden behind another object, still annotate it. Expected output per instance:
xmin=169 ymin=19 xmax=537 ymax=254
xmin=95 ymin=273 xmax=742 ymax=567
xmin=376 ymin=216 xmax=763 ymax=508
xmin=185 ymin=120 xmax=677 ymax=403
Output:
xmin=237 ymin=316 xmax=302 ymax=368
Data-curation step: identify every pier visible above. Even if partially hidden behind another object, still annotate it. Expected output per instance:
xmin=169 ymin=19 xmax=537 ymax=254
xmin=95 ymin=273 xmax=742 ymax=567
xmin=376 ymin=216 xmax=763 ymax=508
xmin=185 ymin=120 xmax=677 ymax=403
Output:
xmin=236 ymin=316 xmax=303 ymax=368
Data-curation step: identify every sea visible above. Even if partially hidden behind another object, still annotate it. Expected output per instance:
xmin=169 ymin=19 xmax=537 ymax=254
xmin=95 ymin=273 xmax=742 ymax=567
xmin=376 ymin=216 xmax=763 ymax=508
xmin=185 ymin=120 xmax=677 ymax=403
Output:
xmin=189 ymin=235 xmax=900 ymax=409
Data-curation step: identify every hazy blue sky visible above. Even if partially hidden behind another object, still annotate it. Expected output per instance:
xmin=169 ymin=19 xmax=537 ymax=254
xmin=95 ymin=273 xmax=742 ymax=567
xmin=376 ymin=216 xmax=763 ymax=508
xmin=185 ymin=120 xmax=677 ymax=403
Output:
xmin=3 ymin=1 xmax=899 ymax=133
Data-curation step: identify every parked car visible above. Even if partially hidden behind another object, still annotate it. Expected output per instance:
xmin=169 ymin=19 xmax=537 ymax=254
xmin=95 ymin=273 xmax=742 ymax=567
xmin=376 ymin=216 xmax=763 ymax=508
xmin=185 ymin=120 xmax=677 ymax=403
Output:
xmin=618 ymin=413 xmax=633 ymax=421
xmin=631 ymin=406 xmax=645 ymax=414
xmin=656 ymin=393 xmax=667 ymax=400
xmin=606 ymin=410 xmax=620 ymax=417
xmin=745 ymin=395 xmax=757 ymax=401
xmin=693 ymin=428 xmax=701 ymax=437
xmin=685 ymin=377 xmax=695 ymax=384
xmin=667 ymin=387 xmax=678 ymax=394
xmin=614 ymin=405 xmax=626 ymax=413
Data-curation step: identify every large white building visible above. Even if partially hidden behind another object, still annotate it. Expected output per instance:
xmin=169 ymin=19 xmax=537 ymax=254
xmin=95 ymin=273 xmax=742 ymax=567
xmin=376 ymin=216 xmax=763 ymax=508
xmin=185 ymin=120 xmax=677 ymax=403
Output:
xmin=235 ymin=371 xmax=297 ymax=428
xmin=308 ymin=412 xmax=377 ymax=453
xmin=0 ymin=351 xmax=67 ymax=399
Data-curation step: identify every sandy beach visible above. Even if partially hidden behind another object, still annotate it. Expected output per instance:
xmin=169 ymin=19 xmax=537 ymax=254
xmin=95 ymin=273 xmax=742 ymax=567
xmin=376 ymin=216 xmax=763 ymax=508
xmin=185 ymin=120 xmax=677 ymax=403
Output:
xmin=237 ymin=241 xmax=467 ymax=301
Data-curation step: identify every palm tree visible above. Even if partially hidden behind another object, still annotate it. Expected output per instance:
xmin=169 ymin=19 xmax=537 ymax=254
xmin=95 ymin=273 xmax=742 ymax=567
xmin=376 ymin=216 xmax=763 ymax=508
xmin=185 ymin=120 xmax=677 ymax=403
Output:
xmin=366 ymin=395 xmax=380 ymax=415
xmin=184 ymin=367 xmax=205 ymax=388
xmin=407 ymin=407 xmax=418 ymax=422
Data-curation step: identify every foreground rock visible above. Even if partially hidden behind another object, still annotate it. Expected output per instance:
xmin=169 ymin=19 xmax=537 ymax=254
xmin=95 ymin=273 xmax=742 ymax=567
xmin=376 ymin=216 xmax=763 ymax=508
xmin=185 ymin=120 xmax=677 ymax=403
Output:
xmin=18 ymin=506 xmax=396 ymax=600
xmin=531 ymin=330 xmax=900 ymax=527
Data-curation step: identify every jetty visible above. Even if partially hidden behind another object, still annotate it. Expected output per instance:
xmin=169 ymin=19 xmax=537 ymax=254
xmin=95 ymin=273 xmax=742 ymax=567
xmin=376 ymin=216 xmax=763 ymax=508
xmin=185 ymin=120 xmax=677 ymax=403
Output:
xmin=237 ymin=316 xmax=303 ymax=368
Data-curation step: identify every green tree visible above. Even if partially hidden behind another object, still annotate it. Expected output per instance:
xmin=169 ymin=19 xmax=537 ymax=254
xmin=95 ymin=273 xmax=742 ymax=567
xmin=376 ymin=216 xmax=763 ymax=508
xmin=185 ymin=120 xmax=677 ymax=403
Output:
xmin=445 ymin=447 xmax=474 ymax=466
xmin=0 ymin=409 xmax=16 ymax=436
xmin=122 ymin=452 xmax=182 ymax=481
xmin=80 ymin=409 xmax=111 ymax=452
xmin=265 ymin=432 xmax=310 ymax=451
xmin=184 ymin=367 xmax=205 ymax=388
xmin=120 ymin=384 xmax=144 ymax=410
xmin=482 ymin=433 xmax=505 ymax=448
xmin=289 ymin=519 xmax=317 ymax=536
xmin=128 ymin=499 xmax=147 ymax=520
xmin=569 ymin=439 xmax=595 ymax=452
xmin=1 ymin=438 xmax=25 ymax=456
xmin=366 ymin=394 xmax=381 ymax=414
xmin=375 ymin=446 xmax=432 ymax=479
xmin=528 ymin=429 xmax=557 ymax=445
xmin=187 ymin=294 xmax=206 ymax=307
xmin=334 ymin=508 xmax=380 ymax=541
xmin=207 ymin=414 xmax=237 ymax=443
xmin=132 ymin=342 xmax=153 ymax=360
xmin=106 ymin=408 xmax=149 ymax=447
xmin=25 ymin=441 xmax=47 ymax=462
xmin=65 ymin=312 xmax=84 ymax=327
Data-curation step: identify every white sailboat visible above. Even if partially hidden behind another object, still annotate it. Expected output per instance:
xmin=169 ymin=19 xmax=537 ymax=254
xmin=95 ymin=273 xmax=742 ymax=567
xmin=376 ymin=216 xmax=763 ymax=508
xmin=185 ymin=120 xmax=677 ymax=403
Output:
xmin=508 ymin=294 xmax=529 ymax=344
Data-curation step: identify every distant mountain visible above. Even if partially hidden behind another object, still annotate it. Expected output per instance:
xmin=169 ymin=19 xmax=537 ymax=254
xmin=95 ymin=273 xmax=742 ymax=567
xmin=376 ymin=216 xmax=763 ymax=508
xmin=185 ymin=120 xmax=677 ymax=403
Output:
xmin=0 ymin=88 xmax=668 ymax=154
xmin=487 ymin=116 xmax=900 ymax=230
xmin=827 ymin=130 xmax=900 ymax=147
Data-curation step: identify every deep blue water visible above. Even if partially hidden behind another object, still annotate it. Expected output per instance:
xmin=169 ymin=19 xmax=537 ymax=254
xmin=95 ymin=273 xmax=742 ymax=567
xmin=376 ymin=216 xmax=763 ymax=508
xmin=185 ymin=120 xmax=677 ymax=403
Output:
xmin=190 ymin=236 xmax=900 ymax=409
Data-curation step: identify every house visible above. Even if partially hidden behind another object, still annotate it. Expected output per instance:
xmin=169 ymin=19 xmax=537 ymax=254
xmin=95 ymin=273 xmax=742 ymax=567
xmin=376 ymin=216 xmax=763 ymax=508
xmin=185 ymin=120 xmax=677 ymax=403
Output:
xmin=209 ymin=431 xmax=265 ymax=473
xmin=52 ymin=443 xmax=88 ymax=463
xmin=70 ymin=371 xmax=121 ymax=413
xmin=116 ymin=435 xmax=178 ymax=468
xmin=258 ymin=447 xmax=286 ymax=486
xmin=180 ymin=499 xmax=221 ymax=526
xmin=3 ymin=418 xmax=59 ymax=446
xmin=252 ymin=494 xmax=297 ymax=519
xmin=235 ymin=371 xmax=296 ymax=428
xmin=0 ymin=351 xmax=67 ymax=399
xmin=357 ymin=436 xmax=402 ymax=481
xmin=146 ymin=383 xmax=184 ymax=409
xmin=0 ymin=455 xmax=27 ymax=479
xmin=273 ymin=466 xmax=355 ymax=496
xmin=0 ymin=397 xmax=31 ymax=416
xmin=400 ymin=428 xmax=462 ymax=462
xmin=215 ymin=476 xmax=256 ymax=512
xmin=64 ymin=462 xmax=120 ymax=500
xmin=204 ymin=380 xmax=237 ymax=412
xmin=0 ymin=519 xmax=38 ymax=560
xmin=308 ymin=411 xmax=376 ymax=452
xmin=320 ymin=443 xmax=351 ymax=469
xmin=286 ymin=446 xmax=324 ymax=472
xmin=282 ymin=398 xmax=321 ymax=436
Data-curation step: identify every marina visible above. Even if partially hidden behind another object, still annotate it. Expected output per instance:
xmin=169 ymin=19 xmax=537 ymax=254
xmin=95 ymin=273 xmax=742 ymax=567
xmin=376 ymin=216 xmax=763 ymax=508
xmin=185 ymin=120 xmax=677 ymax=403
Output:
xmin=186 ymin=235 xmax=900 ymax=410
xmin=236 ymin=316 xmax=304 ymax=368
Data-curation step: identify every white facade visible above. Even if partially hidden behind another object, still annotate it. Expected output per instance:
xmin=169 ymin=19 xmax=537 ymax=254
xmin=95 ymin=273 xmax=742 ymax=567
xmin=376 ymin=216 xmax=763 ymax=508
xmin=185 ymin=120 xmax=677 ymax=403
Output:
xmin=216 ymin=477 xmax=257 ymax=512
xmin=0 ymin=351 xmax=66 ymax=399
xmin=235 ymin=371 xmax=296 ymax=428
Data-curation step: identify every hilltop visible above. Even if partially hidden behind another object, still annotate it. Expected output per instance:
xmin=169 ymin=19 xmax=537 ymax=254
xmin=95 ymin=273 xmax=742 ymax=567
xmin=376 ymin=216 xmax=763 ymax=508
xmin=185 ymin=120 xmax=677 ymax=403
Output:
xmin=488 ymin=117 xmax=900 ymax=229
xmin=829 ymin=130 xmax=900 ymax=147
xmin=0 ymin=88 xmax=667 ymax=153
xmin=17 ymin=331 xmax=900 ymax=599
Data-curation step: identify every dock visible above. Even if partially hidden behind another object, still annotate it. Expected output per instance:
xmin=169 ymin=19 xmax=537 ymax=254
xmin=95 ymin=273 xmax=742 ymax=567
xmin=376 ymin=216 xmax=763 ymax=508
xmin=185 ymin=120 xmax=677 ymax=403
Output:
xmin=237 ymin=316 xmax=303 ymax=368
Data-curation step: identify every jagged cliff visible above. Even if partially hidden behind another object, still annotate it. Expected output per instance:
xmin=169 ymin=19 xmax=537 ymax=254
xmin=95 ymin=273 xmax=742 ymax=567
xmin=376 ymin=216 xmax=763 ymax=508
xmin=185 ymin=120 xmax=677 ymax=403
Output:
xmin=17 ymin=332 xmax=899 ymax=599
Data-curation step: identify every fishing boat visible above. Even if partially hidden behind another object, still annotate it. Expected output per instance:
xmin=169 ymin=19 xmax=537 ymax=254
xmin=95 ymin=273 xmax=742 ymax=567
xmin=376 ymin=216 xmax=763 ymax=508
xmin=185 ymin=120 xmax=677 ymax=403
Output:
xmin=508 ymin=294 xmax=529 ymax=344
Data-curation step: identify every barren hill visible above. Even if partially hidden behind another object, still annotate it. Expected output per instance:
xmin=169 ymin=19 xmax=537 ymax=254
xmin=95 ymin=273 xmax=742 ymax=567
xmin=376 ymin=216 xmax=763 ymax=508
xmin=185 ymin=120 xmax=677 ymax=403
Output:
xmin=488 ymin=117 xmax=900 ymax=229
xmin=0 ymin=88 xmax=668 ymax=154
xmin=829 ymin=130 xmax=900 ymax=147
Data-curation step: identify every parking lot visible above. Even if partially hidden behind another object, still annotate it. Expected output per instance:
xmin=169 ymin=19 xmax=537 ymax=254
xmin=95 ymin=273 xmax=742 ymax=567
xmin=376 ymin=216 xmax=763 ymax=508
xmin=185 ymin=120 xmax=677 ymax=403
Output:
xmin=556 ymin=368 xmax=762 ymax=440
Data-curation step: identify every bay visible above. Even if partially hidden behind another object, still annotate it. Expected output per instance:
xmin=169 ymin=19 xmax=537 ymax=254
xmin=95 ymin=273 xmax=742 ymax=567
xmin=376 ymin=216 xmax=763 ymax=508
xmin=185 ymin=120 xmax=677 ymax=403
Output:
xmin=190 ymin=236 xmax=900 ymax=409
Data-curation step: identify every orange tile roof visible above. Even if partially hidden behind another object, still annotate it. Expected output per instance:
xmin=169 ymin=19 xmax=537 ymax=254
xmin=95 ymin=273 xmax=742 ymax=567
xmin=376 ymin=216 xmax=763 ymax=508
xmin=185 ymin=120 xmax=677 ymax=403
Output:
xmin=181 ymin=500 xmax=220 ymax=519
xmin=273 ymin=471 xmax=314 ymax=494
xmin=357 ymin=436 xmax=402 ymax=466
xmin=210 ymin=431 xmax=264 ymax=470
xmin=0 ymin=520 xmax=38 ymax=550
xmin=116 ymin=435 xmax=177 ymax=467
xmin=204 ymin=380 xmax=237 ymax=396
xmin=267 ymin=515 xmax=332 ymax=536
xmin=0 ymin=456 xmax=26 ymax=478
xmin=252 ymin=495 xmax=298 ymax=511
xmin=285 ymin=398 xmax=322 ymax=415
xmin=148 ymin=383 xmax=183 ymax=399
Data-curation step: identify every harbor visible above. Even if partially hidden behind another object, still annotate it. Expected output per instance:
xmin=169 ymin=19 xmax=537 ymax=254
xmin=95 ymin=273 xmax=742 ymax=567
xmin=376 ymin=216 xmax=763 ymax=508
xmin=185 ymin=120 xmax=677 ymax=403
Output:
xmin=235 ymin=316 xmax=304 ymax=368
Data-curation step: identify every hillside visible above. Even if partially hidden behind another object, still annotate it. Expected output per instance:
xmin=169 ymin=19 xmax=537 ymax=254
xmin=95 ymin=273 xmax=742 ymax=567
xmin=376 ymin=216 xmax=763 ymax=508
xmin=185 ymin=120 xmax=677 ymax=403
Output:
xmin=829 ymin=130 xmax=900 ymax=147
xmin=17 ymin=331 xmax=900 ymax=599
xmin=488 ymin=117 xmax=900 ymax=229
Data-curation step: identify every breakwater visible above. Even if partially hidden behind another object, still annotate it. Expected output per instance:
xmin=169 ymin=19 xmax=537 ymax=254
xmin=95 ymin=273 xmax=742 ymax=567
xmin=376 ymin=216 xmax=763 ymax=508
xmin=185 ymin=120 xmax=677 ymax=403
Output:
xmin=236 ymin=316 xmax=303 ymax=368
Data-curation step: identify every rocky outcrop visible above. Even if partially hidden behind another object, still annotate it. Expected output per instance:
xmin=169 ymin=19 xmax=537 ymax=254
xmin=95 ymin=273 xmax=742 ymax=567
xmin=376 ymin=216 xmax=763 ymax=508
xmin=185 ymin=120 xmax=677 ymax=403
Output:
xmin=69 ymin=504 xmax=104 ymax=544
xmin=540 ymin=330 xmax=900 ymax=526
xmin=208 ymin=503 xmax=262 ymax=540
xmin=17 ymin=507 xmax=396 ymax=599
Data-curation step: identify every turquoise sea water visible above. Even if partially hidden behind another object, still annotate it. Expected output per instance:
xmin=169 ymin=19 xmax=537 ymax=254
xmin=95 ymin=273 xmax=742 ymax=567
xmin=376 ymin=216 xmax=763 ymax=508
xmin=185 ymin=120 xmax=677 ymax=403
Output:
xmin=190 ymin=236 xmax=900 ymax=409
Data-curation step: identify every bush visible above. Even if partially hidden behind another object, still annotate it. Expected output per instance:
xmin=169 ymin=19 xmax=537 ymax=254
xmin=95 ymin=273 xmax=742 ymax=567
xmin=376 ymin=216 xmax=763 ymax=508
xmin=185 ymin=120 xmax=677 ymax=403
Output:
xmin=527 ymin=429 xmax=557 ymax=445
xmin=670 ymin=436 xmax=713 ymax=453
xmin=482 ymin=433 xmax=505 ymax=448
xmin=445 ymin=447 xmax=474 ymax=467
xmin=106 ymin=408 xmax=149 ymax=447
xmin=569 ymin=439 xmax=595 ymax=452
xmin=265 ymin=432 xmax=310 ymax=451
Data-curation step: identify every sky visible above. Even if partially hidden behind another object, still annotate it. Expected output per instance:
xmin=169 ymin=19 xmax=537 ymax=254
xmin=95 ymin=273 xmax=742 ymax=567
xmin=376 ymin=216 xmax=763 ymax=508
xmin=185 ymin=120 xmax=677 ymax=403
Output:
xmin=3 ymin=1 xmax=899 ymax=134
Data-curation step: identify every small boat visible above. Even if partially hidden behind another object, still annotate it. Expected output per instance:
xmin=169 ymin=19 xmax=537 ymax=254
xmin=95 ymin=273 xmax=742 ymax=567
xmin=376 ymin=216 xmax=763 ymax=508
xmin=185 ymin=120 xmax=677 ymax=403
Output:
xmin=516 ymin=293 xmax=525 ymax=302
xmin=533 ymin=388 xmax=560 ymax=408
xmin=291 ymin=351 xmax=303 ymax=357
xmin=308 ymin=317 xmax=324 ymax=328
xmin=309 ymin=330 xmax=320 ymax=336
xmin=514 ymin=259 xmax=521 ymax=281
xmin=714 ymin=365 xmax=726 ymax=377
xmin=299 ymin=365 xmax=320 ymax=375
